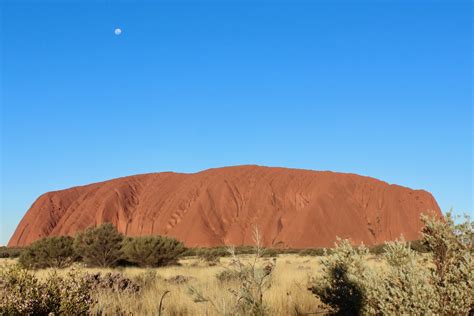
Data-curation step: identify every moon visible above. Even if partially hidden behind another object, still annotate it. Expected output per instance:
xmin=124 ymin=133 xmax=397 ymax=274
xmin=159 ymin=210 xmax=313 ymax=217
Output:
xmin=114 ymin=28 xmax=122 ymax=36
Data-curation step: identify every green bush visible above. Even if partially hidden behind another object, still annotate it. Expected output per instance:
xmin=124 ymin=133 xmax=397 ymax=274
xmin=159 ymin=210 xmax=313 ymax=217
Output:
xmin=0 ymin=264 xmax=94 ymax=315
xmin=298 ymin=248 xmax=326 ymax=256
xmin=309 ymin=239 xmax=368 ymax=315
xmin=234 ymin=245 xmax=257 ymax=255
xmin=74 ymin=223 xmax=124 ymax=267
xmin=261 ymin=248 xmax=278 ymax=258
xmin=122 ymin=235 xmax=185 ymax=267
xmin=0 ymin=247 xmax=23 ymax=258
xmin=186 ymin=247 xmax=232 ymax=260
xmin=187 ymin=246 xmax=288 ymax=260
xmin=309 ymin=212 xmax=474 ymax=315
xmin=277 ymin=248 xmax=300 ymax=255
xmin=18 ymin=236 xmax=75 ymax=269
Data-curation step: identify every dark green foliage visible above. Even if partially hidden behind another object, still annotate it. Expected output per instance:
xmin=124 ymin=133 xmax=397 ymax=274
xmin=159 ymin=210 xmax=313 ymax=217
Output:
xmin=278 ymin=248 xmax=300 ymax=254
xmin=236 ymin=245 xmax=262 ymax=254
xmin=73 ymin=223 xmax=124 ymax=267
xmin=310 ymin=264 xmax=364 ymax=315
xmin=298 ymin=248 xmax=326 ymax=256
xmin=122 ymin=236 xmax=185 ymax=267
xmin=409 ymin=239 xmax=430 ymax=253
xmin=261 ymin=248 xmax=278 ymax=258
xmin=0 ymin=247 xmax=22 ymax=258
xmin=18 ymin=236 xmax=75 ymax=269
xmin=185 ymin=246 xmax=243 ymax=258
xmin=308 ymin=239 xmax=368 ymax=315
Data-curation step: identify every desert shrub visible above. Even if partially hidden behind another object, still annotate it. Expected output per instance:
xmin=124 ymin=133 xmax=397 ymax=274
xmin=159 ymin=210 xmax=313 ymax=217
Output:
xmin=309 ymin=239 xmax=369 ymax=315
xmin=420 ymin=213 xmax=473 ymax=315
xmin=0 ymin=247 xmax=22 ymax=258
xmin=215 ymin=269 xmax=240 ymax=283
xmin=197 ymin=247 xmax=231 ymax=258
xmin=74 ymin=223 xmax=124 ymax=267
xmin=261 ymin=248 xmax=278 ymax=258
xmin=309 ymin=213 xmax=474 ymax=315
xmin=215 ymin=267 xmax=252 ymax=283
xmin=83 ymin=272 xmax=141 ymax=294
xmin=181 ymin=248 xmax=197 ymax=256
xmin=133 ymin=269 xmax=160 ymax=290
xmin=368 ymin=240 xmax=429 ymax=256
xmin=368 ymin=244 xmax=386 ymax=255
xmin=367 ymin=240 xmax=429 ymax=255
xmin=366 ymin=239 xmax=437 ymax=314
xmin=235 ymin=245 xmax=258 ymax=255
xmin=277 ymin=248 xmax=300 ymax=255
xmin=190 ymin=228 xmax=275 ymax=315
xmin=0 ymin=264 xmax=94 ymax=315
xmin=189 ymin=246 xmax=290 ymax=259
xmin=18 ymin=236 xmax=75 ymax=269
xmin=0 ymin=264 xmax=48 ymax=314
xmin=198 ymin=248 xmax=221 ymax=265
xmin=122 ymin=235 xmax=185 ymax=267
xmin=409 ymin=239 xmax=430 ymax=253
xmin=298 ymin=248 xmax=325 ymax=256
xmin=186 ymin=246 xmax=288 ymax=259
xmin=49 ymin=269 xmax=95 ymax=315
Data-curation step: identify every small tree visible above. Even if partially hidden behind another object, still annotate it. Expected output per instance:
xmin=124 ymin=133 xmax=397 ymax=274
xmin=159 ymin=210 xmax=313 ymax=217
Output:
xmin=309 ymin=239 xmax=369 ymax=315
xmin=73 ymin=223 xmax=124 ymax=267
xmin=122 ymin=236 xmax=185 ymax=267
xmin=420 ymin=212 xmax=473 ymax=315
xmin=19 ymin=236 xmax=75 ymax=269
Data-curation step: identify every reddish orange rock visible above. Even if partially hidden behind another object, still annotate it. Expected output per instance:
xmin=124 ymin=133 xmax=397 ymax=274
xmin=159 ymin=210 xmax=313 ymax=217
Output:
xmin=8 ymin=165 xmax=441 ymax=248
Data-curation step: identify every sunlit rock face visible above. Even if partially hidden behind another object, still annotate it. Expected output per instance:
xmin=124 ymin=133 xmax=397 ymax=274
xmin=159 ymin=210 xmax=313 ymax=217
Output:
xmin=9 ymin=165 xmax=441 ymax=248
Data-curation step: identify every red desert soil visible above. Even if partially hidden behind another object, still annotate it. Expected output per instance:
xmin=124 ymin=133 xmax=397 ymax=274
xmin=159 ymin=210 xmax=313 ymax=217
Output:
xmin=8 ymin=165 xmax=441 ymax=248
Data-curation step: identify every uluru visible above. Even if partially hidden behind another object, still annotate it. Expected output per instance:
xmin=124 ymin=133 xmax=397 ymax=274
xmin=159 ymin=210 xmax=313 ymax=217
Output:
xmin=8 ymin=165 xmax=441 ymax=248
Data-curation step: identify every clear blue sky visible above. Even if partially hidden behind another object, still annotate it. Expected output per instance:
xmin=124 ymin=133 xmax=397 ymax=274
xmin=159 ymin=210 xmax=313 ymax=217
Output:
xmin=1 ymin=0 xmax=472 ymax=245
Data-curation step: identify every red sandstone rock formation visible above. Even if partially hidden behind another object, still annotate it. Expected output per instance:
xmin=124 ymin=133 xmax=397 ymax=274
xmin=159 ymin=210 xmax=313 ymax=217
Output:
xmin=8 ymin=165 xmax=441 ymax=248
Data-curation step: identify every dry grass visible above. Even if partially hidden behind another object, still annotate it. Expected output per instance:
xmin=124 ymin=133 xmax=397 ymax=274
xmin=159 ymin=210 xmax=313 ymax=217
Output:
xmin=1 ymin=254 xmax=336 ymax=315
xmin=89 ymin=255 xmax=324 ymax=315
